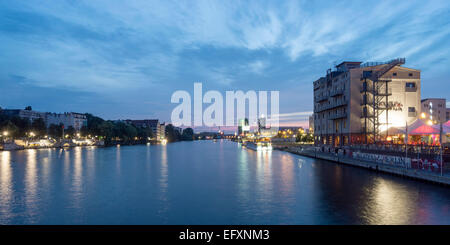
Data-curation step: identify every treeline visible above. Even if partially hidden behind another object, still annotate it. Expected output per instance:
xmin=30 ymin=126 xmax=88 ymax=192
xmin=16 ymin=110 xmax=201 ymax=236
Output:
xmin=80 ymin=114 xmax=155 ymax=145
xmin=0 ymin=114 xmax=47 ymax=138
xmin=296 ymin=132 xmax=314 ymax=143
xmin=0 ymin=109 xmax=195 ymax=145
xmin=165 ymin=124 xmax=194 ymax=142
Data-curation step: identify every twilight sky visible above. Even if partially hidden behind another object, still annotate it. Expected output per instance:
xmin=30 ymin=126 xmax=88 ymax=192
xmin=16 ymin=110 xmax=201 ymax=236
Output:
xmin=1 ymin=0 xmax=450 ymax=127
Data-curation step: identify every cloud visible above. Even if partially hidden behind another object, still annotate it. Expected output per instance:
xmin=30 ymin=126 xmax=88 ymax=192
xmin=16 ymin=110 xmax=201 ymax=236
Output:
xmin=0 ymin=0 xmax=449 ymax=122
xmin=247 ymin=60 xmax=269 ymax=74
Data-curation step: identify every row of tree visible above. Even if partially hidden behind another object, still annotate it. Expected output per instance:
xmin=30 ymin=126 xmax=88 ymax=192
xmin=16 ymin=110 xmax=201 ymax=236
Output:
xmin=0 ymin=114 xmax=47 ymax=138
xmin=0 ymin=111 xmax=195 ymax=145
xmin=165 ymin=124 xmax=194 ymax=142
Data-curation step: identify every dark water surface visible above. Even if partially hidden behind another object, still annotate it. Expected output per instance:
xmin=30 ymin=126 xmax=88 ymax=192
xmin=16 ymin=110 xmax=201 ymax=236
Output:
xmin=0 ymin=140 xmax=449 ymax=224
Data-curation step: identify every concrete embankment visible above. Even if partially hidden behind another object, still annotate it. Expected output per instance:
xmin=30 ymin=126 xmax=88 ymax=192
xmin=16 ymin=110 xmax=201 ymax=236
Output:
xmin=278 ymin=146 xmax=450 ymax=186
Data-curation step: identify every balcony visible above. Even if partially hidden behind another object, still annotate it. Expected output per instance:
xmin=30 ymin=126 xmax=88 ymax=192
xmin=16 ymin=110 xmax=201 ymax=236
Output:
xmin=330 ymin=88 xmax=344 ymax=97
xmin=329 ymin=111 xmax=347 ymax=120
xmin=315 ymin=99 xmax=348 ymax=112
xmin=315 ymin=94 xmax=328 ymax=102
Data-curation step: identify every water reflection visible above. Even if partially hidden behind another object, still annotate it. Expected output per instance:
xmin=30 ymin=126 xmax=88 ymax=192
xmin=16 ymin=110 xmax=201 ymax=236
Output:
xmin=157 ymin=144 xmax=169 ymax=221
xmin=25 ymin=149 xmax=38 ymax=221
xmin=0 ymin=151 xmax=12 ymax=221
xmin=71 ymin=147 xmax=83 ymax=210
xmin=0 ymin=141 xmax=449 ymax=224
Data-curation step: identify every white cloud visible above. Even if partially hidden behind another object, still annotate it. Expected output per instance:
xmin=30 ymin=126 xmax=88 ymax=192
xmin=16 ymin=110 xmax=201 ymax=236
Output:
xmin=247 ymin=60 xmax=269 ymax=74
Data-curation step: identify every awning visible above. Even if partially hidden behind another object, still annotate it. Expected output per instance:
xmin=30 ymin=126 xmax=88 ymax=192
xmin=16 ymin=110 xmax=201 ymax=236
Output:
xmin=407 ymin=119 xmax=440 ymax=135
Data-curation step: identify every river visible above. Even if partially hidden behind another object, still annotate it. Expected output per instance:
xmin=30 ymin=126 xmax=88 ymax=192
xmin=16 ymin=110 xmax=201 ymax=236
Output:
xmin=0 ymin=140 xmax=448 ymax=224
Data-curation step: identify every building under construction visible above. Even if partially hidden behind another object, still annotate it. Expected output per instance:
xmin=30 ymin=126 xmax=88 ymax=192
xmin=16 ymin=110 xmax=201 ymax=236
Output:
xmin=313 ymin=58 xmax=421 ymax=146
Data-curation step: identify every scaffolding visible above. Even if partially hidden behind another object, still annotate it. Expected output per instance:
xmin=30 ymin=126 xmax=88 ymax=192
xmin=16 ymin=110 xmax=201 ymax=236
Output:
xmin=361 ymin=58 xmax=405 ymax=143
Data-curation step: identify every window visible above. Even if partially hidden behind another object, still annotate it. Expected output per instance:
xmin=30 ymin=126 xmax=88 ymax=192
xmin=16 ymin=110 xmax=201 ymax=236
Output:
xmin=406 ymin=82 xmax=415 ymax=88
xmin=409 ymin=73 xmax=413 ymax=77
xmin=393 ymin=72 xmax=397 ymax=76
xmin=408 ymin=107 xmax=416 ymax=112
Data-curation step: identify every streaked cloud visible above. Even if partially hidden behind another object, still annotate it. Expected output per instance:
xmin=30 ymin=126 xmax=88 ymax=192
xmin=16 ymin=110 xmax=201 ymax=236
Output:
xmin=0 ymin=0 xmax=449 ymax=121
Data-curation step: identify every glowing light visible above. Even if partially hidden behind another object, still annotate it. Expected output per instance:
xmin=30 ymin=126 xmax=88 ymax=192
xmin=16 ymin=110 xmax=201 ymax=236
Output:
xmin=427 ymin=120 xmax=433 ymax=126
xmin=420 ymin=113 xmax=426 ymax=119
xmin=161 ymin=139 xmax=168 ymax=145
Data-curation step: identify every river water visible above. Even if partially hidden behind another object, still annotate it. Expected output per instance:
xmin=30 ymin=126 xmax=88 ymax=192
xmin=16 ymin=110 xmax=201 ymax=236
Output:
xmin=0 ymin=140 xmax=448 ymax=224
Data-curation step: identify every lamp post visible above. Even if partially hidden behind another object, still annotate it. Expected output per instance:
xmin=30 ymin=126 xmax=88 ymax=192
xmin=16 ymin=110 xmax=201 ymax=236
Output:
xmin=440 ymin=123 xmax=443 ymax=176
xmin=405 ymin=121 xmax=408 ymax=169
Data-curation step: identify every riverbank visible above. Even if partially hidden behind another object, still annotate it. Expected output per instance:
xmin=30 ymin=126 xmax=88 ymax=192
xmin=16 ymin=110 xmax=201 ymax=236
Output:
xmin=276 ymin=145 xmax=450 ymax=186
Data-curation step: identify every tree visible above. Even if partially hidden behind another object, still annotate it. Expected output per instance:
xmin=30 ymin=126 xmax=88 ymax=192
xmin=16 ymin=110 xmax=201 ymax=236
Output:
xmin=0 ymin=120 xmax=19 ymax=138
xmin=10 ymin=116 xmax=30 ymax=137
xmin=48 ymin=123 xmax=64 ymax=138
xmin=181 ymin=128 xmax=194 ymax=141
xmin=165 ymin=124 xmax=181 ymax=142
xmin=65 ymin=126 xmax=76 ymax=138
xmin=25 ymin=106 xmax=32 ymax=111
xmin=31 ymin=118 xmax=46 ymax=136
xmin=137 ymin=127 xmax=153 ymax=140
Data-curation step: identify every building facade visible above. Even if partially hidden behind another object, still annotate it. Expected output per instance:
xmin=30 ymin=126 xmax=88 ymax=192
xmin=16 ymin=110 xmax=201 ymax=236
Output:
xmin=313 ymin=58 xmax=421 ymax=146
xmin=2 ymin=108 xmax=87 ymax=131
xmin=447 ymin=108 xmax=450 ymax=122
xmin=45 ymin=112 xmax=87 ymax=131
xmin=2 ymin=109 xmax=46 ymax=121
xmin=238 ymin=118 xmax=250 ymax=136
xmin=308 ymin=115 xmax=314 ymax=134
xmin=421 ymin=98 xmax=447 ymax=124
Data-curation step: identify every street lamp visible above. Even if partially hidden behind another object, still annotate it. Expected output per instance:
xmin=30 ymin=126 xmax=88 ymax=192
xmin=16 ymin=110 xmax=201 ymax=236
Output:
xmin=3 ymin=131 xmax=8 ymax=136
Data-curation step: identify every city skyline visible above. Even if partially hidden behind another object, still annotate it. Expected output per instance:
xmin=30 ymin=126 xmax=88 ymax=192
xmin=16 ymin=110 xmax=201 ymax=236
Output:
xmin=1 ymin=0 xmax=450 ymax=127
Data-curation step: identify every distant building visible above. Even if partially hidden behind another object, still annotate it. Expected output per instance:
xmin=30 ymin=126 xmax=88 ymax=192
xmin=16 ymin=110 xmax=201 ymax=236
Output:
xmin=313 ymin=58 xmax=421 ymax=146
xmin=447 ymin=108 xmax=450 ymax=122
xmin=125 ymin=119 xmax=166 ymax=140
xmin=2 ymin=108 xmax=46 ymax=122
xmin=256 ymin=116 xmax=277 ymax=137
xmin=238 ymin=118 xmax=250 ymax=136
xmin=257 ymin=117 xmax=266 ymax=133
xmin=308 ymin=115 xmax=314 ymax=134
xmin=421 ymin=98 xmax=447 ymax=124
xmin=2 ymin=108 xmax=87 ymax=131
xmin=45 ymin=112 xmax=87 ymax=131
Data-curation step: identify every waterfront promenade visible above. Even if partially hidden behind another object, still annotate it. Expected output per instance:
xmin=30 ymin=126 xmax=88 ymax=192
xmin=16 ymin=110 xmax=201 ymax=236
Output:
xmin=276 ymin=145 xmax=450 ymax=186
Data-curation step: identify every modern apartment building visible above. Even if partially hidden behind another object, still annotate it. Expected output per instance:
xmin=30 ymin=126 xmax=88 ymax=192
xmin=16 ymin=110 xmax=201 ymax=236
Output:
xmin=421 ymin=98 xmax=447 ymax=124
xmin=313 ymin=58 xmax=421 ymax=146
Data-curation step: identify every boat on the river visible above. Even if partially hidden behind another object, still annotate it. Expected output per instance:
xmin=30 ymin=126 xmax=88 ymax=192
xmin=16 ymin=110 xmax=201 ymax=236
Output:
xmin=244 ymin=141 xmax=272 ymax=151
